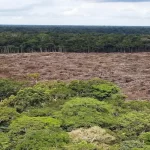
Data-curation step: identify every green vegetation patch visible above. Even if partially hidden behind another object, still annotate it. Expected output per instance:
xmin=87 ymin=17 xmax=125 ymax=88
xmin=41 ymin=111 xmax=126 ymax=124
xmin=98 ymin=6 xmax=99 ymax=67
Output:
xmin=0 ymin=107 xmax=19 ymax=129
xmin=0 ymin=78 xmax=24 ymax=101
xmin=0 ymin=78 xmax=150 ymax=150
xmin=2 ymin=78 xmax=121 ymax=113
xmin=56 ymin=97 xmax=117 ymax=130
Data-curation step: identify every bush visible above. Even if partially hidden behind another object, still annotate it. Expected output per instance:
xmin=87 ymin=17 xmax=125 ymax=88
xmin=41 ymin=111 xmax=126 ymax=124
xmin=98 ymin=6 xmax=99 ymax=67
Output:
xmin=8 ymin=116 xmax=67 ymax=149
xmin=119 ymin=140 xmax=144 ymax=150
xmin=69 ymin=79 xmax=120 ymax=100
xmin=22 ymin=107 xmax=53 ymax=117
xmin=56 ymin=97 xmax=116 ymax=130
xmin=4 ymin=83 xmax=74 ymax=112
xmin=139 ymin=132 xmax=150 ymax=145
xmin=3 ymin=79 xmax=122 ymax=113
xmin=69 ymin=126 xmax=116 ymax=145
xmin=92 ymin=83 xmax=119 ymax=100
xmin=121 ymin=101 xmax=150 ymax=112
xmin=44 ymin=86 xmax=75 ymax=102
xmin=0 ymin=79 xmax=24 ymax=101
xmin=14 ymin=129 xmax=69 ymax=150
xmin=63 ymin=141 xmax=102 ymax=150
xmin=10 ymin=87 xmax=48 ymax=112
xmin=1 ymin=78 xmax=149 ymax=149
xmin=9 ymin=116 xmax=61 ymax=135
xmin=0 ymin=107 xmax=19 ymax=129
xmin=0 ymin=132 xmax=9 ymax=150
xmin=114 ymin=112 xmax=150 ymax=140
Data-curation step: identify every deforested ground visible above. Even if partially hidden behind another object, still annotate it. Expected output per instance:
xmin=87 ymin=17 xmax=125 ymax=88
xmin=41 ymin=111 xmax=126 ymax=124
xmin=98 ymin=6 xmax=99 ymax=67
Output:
xmin=0 ymin=52 xmax=150 ymax=100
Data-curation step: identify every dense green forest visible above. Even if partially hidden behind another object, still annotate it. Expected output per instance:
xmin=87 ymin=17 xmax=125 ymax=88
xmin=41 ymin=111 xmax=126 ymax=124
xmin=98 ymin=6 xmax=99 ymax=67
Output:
xmin=0 ymin=78 xmax=150 ymax=150
xmin=1 ymin=25 xmax=150 ymax=53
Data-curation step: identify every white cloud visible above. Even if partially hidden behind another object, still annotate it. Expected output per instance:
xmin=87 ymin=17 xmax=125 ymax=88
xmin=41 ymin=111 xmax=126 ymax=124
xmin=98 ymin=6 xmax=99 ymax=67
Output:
xmin=0 ymin=0 xmax=150 ymax=25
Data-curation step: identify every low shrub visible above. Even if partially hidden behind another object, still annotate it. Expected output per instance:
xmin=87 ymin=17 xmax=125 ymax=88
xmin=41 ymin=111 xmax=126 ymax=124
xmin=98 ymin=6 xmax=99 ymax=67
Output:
xmin=0 ymin=78 xmax=24 ymax=101
xmin=68 ymin=78 xmax=120 ymax=100
xmin=119 ymin=140 xmax=144 ymax=150
xmin=0 ymin=132 xmax=9 ymax=150
xmin=114 ymin=112 xmax=150 ymax=140
xmin=63 ymin=141 xmax=102 ymax=150
xmin=14 ymin=129 xmax=69 ymax=150
xmin=121 ymin=101 xmax=150 ymax=112
xmin=69 ymin=126 xmax=116 ymax=145
xmin=0 ymin=107 xmax=19 ymax=129
xmin=139 ymin=132 xmax=150 ymax=145
xmin=56 ymin=97 xmax=116 ymax=130
xmin=2 ymin=78 xmax=122 ymax=113
xmin=7 ymin=115 xmax=66 ymax=149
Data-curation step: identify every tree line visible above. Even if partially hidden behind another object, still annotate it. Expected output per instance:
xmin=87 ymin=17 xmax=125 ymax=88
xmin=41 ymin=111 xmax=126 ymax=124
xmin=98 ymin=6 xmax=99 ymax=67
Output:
xmin=0 ymin=25 xmax=150 ymax=53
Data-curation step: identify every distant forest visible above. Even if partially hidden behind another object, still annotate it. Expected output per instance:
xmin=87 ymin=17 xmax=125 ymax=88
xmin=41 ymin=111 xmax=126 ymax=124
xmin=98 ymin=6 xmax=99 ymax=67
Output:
xmin=1 ymin=25 xmax=150 ymax=53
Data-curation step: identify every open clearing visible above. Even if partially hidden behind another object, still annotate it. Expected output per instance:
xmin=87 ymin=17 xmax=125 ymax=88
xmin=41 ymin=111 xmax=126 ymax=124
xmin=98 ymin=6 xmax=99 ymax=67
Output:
xmin=0 ymin=52 xmax=150 ymax=100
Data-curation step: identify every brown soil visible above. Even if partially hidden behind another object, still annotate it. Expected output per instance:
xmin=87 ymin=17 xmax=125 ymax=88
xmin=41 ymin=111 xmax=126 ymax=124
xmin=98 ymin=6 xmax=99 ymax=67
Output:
xmin=0 ymin=52 xmax=150 ymax=100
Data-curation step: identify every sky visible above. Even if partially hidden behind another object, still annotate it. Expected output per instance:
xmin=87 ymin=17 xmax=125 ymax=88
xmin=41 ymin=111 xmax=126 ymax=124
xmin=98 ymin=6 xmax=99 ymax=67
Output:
xmin=0 ymin=0 xmax=150 ymax=26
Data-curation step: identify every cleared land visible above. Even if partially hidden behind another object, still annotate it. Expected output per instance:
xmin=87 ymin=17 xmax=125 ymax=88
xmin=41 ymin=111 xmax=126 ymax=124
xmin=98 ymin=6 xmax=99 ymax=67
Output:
xmin=0 ymin=52 xmax=150 ymax=100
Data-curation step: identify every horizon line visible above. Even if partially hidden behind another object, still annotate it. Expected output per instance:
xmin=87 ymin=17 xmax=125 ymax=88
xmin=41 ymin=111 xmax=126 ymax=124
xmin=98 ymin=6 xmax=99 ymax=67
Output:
xmin=0 ymin=24 xmax=150 ymax=27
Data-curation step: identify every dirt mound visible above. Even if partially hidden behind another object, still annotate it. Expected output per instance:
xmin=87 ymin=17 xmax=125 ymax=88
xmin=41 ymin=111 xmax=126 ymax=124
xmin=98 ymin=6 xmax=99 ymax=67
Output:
xmin=0 ymin=52 xmax=150 ymax=100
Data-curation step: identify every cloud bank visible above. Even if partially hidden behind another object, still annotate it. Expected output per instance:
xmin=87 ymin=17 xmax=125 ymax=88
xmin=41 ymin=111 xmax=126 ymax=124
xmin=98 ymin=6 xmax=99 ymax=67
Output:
xmin=0 ymin=0 xmax=150 ymax=26
xmin=98 ymin=0 xmax=150 ymax=2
